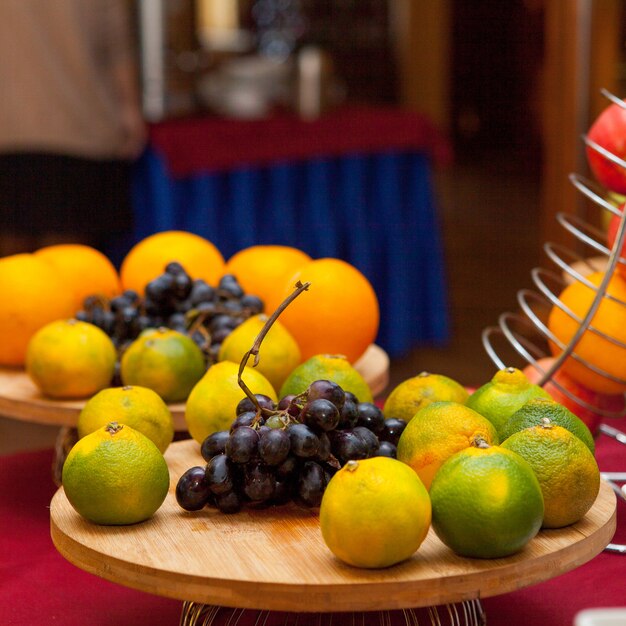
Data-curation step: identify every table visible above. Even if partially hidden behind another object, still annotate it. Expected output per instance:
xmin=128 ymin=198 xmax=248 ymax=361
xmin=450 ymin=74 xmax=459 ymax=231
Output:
xmin=1 ymin=418 xmax=625 ymax=625
xmin=131 ymin=107 xmax=451 ymax=357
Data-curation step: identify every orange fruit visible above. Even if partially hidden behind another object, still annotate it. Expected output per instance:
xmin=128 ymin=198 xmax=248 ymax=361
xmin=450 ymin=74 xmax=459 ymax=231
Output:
xmin=120 ymin=231 xmax=225 ymax=294
xmin=0 ymin=254 xmax=76 ymax=366
xmin=396 ymin=401 xmax=499 ymax=490
xmin=185 ymin=360 xmax=277 ymax=443
xmin=120 ymin=328 xmax=207 ymax=403
xmin=34 ymin=244 xmax=121 ymax=311
xmin=277 ymin=258 xmax=379 ymax=363
xmin=77 ymin=385 xmax=175 ymax=454
xmin=547 ymin=271 xmax=626 ymax=394
xmin=62 ymin=421 xmax=170 ymax=525
xmin=218 ymin=314 xmax=301 ymax=393
xmin=320 ymin=456 xmax=432 ymax=568
xmin=383 ymin=372 xmax=469 ymax=422
xmin=499 ymin=397 xmax=595 ymax=454
xmin=279 ymin=353 xmax=374 ymax=404
xmin=224 ymin=245 xmax=312 ymax=314
xmin=501 ymin=420 xmax=600 ymax=528
xmin=466 ymin=367 xmax=552 ymax=436
xmin=429 ymin=440 xmax=544 ymax=558
xmin=26 ymin=319 xmax=117 ymax=399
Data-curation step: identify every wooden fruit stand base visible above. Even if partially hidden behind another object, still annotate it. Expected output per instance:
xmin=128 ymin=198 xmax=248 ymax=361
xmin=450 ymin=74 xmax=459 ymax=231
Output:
xmin=50 ymin=440 xmax=617 ymax=625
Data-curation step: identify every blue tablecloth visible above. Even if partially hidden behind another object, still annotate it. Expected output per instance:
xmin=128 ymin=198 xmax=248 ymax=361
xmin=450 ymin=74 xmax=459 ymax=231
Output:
xmin=131 ymin=146 xmax=449 ymax=357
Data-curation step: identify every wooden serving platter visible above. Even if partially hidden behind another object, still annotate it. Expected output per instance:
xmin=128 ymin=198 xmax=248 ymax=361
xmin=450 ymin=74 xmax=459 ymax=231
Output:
xmin=0 ymin=344 xmax=389 ymax=432
xmin=50 ymin=439 xmax=617 ymax=613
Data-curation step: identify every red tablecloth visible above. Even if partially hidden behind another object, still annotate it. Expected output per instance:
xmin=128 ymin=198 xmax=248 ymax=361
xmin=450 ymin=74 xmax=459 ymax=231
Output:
xmin=1 ymin=421 xmax=624 ymax=626
xmin=148 ymin=106 xmax=452 ymax=177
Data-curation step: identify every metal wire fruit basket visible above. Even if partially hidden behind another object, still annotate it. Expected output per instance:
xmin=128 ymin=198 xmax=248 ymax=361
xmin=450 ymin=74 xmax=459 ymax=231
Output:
xmin=482 ymin=89 xmax=626 ymax=554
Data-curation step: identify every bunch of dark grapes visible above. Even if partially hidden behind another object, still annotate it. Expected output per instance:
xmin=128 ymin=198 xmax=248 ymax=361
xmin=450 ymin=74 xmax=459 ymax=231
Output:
xmin=75 ymin=262 xmax=264 ymax=363
xmin=175 ymin=380 xmax=407 ymax=514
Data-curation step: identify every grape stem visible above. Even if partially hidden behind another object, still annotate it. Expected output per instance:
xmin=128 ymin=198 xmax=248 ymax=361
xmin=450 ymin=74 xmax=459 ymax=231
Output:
xmin=237 ymin=281 xmax=311 ymax=417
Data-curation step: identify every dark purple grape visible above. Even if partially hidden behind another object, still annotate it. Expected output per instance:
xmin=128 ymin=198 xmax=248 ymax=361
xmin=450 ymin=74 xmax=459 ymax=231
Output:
xmin=230 ymin=410 xmax=261 ymax=432
xmin=240 ymin=294 xmax=264 ymax=313
xmin=257 ymin=424 xmax=271 ymax=438
xmin=123 ymin=289 xmax=139 ymax=303
xmin=176 ymin=466 xmax=212 ymax=511
xmin=145 ymin=274 xmax=174 ymax=303
xmin=201 ymin=430 xmax=230 ymax=461
xmin=243 ymin=461 xmax=275 ymax=502
xmin=195 ymin=301 xmax=217 ymax=316
xmin=272 ymin=476 xmax=294 ymax=505
xmin=301 ymin=398 xmax=340 ymax=432
xmin=210 ymin=326 xmax=232 ymax=344
xmin=316 ymin=432 xmax=331 ymax=462
xmin=75 ymin=310 xmax=90 ymax=323
xmin=344 ymin=391 xmax=359 ymax=404
xmin=236 ymin=394 xmax=276 ymax=415
xmin=215 ymin=490 xmax=243 ymax=514
xmin=165 ymin=261 xmax=186 ymax=275
xmin=172 ymin=272 xmax=193 ymax=300
xmin=356 ymin=402 xmax=385 ymax=433
xmin=225 ymin=426 xmax=259 ymax=463
xmin=209 ymin=314 xmax=239 ymax=332
xmin=258 ymin=428 xmax=291 ymax=465
xmin=337 ymin=396 xmax=359 ymax=429
xmin=205 ymin=454 xmax=235 ymax=495
xmin=295 ymin=461 xmax=326 ymax=508
xmin=379 ymin=418 xmax=408 ymax=446
xmin=217 ymin=274 xmax=244 ymax=299
xmin=288 ymin=424 xmax=321 ymax=458
xmin=306 ymin=380 xmax=345 ymax=410
xmin=276 ymin=455 xmax=298 ymax=479
xmin=330 ymin=429 xmax=368 ymax=463
xmin=376 ymin=440 xmax=397 ymax=458
xmin=353 ymin=426 xmax=380 ymax=457
xmin=277 ymin=395 xmax=301 ymax=418
xmin=190 ymin=279 xmax=215 ymax=305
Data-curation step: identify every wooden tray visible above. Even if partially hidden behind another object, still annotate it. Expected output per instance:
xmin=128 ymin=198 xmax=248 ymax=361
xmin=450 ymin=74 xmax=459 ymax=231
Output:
xmin=0 ymin=344 xmax=389 ymax=432
xmin=50 ymin=439 xmax=617 ymax=613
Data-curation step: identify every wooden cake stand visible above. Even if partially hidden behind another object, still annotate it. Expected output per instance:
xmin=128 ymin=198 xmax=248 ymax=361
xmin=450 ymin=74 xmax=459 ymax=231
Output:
xmin=50 ymin=439 xmax=617 ymax=626
xmin=0 ymin=344 xmax=389 ymax=433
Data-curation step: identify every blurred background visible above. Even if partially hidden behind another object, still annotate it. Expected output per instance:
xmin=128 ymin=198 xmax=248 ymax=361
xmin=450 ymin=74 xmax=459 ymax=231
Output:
xmin=2 ymin=0 xmax=626 ymax=453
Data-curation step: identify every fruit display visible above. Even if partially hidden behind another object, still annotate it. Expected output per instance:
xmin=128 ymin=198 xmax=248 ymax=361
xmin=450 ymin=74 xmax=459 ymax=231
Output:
xmin=176 ymin=379 xmax=407 ymax=515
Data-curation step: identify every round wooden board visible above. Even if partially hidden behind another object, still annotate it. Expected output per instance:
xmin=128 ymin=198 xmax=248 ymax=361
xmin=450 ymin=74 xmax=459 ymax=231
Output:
xmin=0 ymin=344 xmax=389 ymax=432
xmin=50 ymin=439 xmax=616 ymax=613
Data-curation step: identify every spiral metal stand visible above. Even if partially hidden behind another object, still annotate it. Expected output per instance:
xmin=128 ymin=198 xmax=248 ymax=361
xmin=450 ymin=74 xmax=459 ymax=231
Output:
xmin=482 ymin=88 xmax=626 ymax=552
xmin=179 ymin=601 xmax=487 ymax=626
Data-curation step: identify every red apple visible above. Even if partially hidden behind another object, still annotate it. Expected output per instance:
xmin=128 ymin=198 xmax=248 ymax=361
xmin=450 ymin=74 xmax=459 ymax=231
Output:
xmin=522 ymin=357 xmax=625 ymax=435
xmin=606 ymin=206 xmax=626 ymax=279
xmin=586 ymin=100 xmax=626 ymax=194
